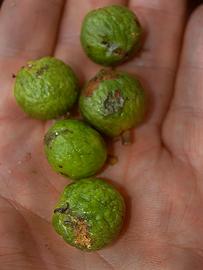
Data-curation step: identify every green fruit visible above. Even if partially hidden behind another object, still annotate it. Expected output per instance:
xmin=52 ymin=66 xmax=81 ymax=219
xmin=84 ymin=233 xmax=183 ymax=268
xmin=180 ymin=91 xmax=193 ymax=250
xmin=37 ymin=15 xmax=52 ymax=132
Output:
xmin=14 ymin=56 xmax=79 ymax=120
xmin=52 ymin=178 xmax=125 ymax=251
xmin=80 ymin=5 xmax=142 ymax=66
xmin=79 ymin=69 xmax=146 ymax=137
xmin=44 ymin=119 xmax=107 ymax=180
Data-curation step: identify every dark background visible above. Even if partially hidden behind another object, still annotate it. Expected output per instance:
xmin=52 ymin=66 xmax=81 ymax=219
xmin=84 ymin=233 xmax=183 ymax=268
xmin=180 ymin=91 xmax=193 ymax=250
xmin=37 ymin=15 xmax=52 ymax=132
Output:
xmin=188 ymin=0 xmax=203 ymax=13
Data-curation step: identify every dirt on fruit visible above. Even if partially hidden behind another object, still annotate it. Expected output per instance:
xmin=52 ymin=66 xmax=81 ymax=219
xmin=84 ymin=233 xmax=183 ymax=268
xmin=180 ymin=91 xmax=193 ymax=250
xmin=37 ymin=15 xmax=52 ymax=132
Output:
xmin=85 ymin=69 xmax=118 ymax=97
xmin=103 ymin=90 xmax=125 ymax=116
xmin=44 ymin=131 xmax=59 ymax=147
xmin=44 ymin=128 xmax=73 ymax=147
xmin=35 ymin=65 xmax=49 ymax=77
xmin=74 ymin=218 xmax=91 ymax=249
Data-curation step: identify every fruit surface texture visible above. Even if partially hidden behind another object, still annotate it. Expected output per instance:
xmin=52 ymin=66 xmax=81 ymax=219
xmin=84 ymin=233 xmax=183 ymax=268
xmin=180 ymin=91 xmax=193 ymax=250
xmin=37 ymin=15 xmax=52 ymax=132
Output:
xmin=80 ymin=5 xmax=142 ymax=66
xmin=44 ymin=120 xmax=107 ymax=179
xmin=14 ymin=57 xmax=78 ymax=120
xmin=79 ymin=69 xmax=146 ymax=137
xmin=52 ymin=178 xmax=125 ymax=251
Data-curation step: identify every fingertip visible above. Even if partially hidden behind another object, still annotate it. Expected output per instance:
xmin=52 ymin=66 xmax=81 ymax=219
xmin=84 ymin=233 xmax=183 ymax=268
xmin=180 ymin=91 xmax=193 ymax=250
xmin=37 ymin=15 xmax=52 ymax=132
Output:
xmin=182 ymin=4 xmax=203 ymax=66
xmin=189 ymin=4 xmax=203 ymax=23
xmin=162 ymin=5 xmax=203 ymax=165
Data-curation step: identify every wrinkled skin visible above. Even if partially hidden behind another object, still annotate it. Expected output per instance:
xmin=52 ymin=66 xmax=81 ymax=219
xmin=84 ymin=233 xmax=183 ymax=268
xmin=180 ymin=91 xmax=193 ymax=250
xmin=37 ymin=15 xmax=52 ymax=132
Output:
xmin=52 ymin=178 xmax=125 ymax=251
xmin=14 ymin=57 xmax=79 ymax=120
xmin=1 ymin=1 xmax=203 ymax=269
xmin=80 ymin=5 xmax=142 ymax=66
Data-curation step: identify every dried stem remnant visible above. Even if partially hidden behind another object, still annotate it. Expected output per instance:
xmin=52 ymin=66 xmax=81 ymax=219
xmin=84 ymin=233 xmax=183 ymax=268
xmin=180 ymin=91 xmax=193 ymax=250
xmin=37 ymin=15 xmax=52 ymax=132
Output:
xmin=36 ymin=64 xmax=49 ymax=77
xmin=121 ymin=130 xmax=133 ymax=145
xmin=108 ymin=155 xmax=118 ymax=165
xmin=54 ymin=203 xmax=70 ymax=214
xmin=44 ymin=128 xmax=73 ymax=146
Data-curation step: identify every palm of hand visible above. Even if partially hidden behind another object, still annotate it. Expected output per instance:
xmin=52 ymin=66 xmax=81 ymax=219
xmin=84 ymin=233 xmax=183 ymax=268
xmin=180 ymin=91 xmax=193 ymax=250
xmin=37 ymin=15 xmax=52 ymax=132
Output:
xmin=1 ymin=1 xmax=203 ymax=269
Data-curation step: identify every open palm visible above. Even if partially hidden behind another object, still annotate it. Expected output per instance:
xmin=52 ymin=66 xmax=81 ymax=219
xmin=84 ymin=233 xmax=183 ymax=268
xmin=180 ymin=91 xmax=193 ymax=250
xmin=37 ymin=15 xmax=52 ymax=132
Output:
xmin=1 ymin=0 xmax=203 ymax=269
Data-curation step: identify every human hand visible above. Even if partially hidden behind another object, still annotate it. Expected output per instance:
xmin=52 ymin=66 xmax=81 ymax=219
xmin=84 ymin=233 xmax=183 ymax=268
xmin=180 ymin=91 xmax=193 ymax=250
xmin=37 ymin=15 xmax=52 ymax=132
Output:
xmin=0 ymin=0 xmax=203 ymax=269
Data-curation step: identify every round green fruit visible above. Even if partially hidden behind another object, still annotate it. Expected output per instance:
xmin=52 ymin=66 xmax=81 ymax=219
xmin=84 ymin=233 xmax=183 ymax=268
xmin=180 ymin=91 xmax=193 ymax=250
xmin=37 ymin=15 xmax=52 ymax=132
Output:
xmin=44 ymin=119 xmax=107 ymax=180
xmin=80 ymin=5 xmax=142 ymax=66
xmin=79 ymin=69 xmax=146 ymax=137
xmin=52 ymin=178 xmax=125 ymax=251
xmin=14 ymin=56 xmax=79 ymax=120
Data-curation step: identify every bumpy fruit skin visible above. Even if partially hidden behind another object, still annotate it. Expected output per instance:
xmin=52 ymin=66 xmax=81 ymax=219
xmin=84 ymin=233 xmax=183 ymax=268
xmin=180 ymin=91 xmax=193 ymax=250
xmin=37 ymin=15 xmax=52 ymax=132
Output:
xmin=52 ymin=178 xmax=125 ymax=251
xmin=14 ymin=56 xmax=79 ymax=120
xmin=44 ymin=119 xmax=107 ymax=180
xmin=80 ymin=5 xmax=142 ymax=66
xmin=79 ymin=69 xmax=146 ymax=137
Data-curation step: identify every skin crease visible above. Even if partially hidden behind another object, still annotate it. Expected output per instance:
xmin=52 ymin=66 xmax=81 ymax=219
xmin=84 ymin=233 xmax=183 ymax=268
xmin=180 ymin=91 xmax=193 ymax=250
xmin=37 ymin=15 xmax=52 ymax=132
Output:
xmin=2 ymin=0 xmax=203 ymax=269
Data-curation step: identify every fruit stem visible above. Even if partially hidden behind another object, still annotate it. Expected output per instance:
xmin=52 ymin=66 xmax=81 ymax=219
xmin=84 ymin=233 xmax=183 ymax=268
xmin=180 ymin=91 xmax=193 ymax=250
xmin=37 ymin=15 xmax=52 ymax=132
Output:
xmin=121 ymin=130 xmax=133 ymax=145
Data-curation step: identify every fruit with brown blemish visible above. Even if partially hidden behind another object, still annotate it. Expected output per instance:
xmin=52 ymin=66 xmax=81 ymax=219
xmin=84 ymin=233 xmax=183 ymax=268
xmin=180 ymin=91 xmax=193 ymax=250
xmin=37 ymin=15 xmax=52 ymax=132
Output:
xmin=52 ymin=178 xmax=125 ymax=251
xmin=14 ymin=57 xmax=79 ymax=120
xmin=80 ymin=5 xmax=142 ymax=66
xmin=79 ymin=69 xmax=146 ymax=137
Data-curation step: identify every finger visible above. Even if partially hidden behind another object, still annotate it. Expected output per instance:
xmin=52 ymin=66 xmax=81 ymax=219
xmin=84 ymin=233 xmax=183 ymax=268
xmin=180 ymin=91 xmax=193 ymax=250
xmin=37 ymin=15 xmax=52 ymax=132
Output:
xmin=124 ymin=0 xmax=186 ymax=125
xmin=163 ymin=6 xmax=203 ymax=171
xmin=0 ymin=0 xmax=64 ymax=60
xmin=54 ymin=0 xmax=127 ymax=80
xmin=99 ymin=0 xmax=186 ymax=188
